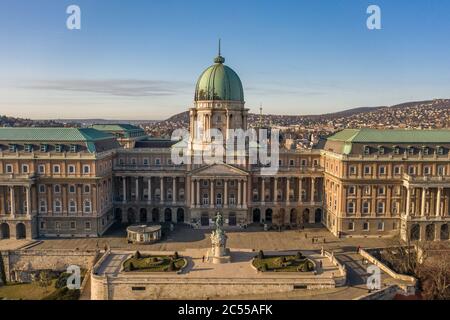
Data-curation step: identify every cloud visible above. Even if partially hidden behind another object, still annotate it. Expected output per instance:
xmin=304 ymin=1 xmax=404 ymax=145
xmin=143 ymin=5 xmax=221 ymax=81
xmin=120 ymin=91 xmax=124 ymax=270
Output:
xmin=19 ymin=79 xmax=192 ymax=97
xmin=245 ymin=86 xmax=325 ymax=96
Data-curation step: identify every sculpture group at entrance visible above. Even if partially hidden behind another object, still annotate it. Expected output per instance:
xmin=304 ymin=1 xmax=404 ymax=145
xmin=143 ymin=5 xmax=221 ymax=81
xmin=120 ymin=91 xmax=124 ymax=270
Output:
xmin=207 ymin=211 xmax=231 ymax=264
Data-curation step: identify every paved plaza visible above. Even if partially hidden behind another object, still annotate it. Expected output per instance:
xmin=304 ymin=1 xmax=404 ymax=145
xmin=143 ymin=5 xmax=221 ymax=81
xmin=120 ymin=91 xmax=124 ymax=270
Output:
xmin=24 ymin=224 xmax=395 ymax=252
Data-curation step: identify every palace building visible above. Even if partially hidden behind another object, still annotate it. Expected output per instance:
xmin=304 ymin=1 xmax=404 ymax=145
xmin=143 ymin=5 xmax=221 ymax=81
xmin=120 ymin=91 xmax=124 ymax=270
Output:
xmin=0 ymin=52 xmax=449 ymax=242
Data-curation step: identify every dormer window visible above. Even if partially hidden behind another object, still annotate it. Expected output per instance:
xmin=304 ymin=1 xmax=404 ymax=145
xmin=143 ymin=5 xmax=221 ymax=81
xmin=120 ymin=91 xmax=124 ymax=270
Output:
xmin=70 ymin=144 xmax=77 ymax=153
xmin=40 ymin=144 xmax=48 ymax=152
xmin=363 ymin=146 xmax=370 ymax=155
xmin=25 ymin=144 xmax=33 ymax=152
xmin=55 ymin=144 xmax=63 ymax=153
xmin=393 ymin=146 xmax=400 ymax=155
xmin=422 ymin=146 xmax=429 ymax=155
xmin=8 ymin=144 xmax=17 ymax=152
xmin=437 ymin=146 xmax=444 ymax=155
xmin=378 ymin=146 xmax=385 ymax=155
xmin=408 ymin=146 xmax=414 ymax=155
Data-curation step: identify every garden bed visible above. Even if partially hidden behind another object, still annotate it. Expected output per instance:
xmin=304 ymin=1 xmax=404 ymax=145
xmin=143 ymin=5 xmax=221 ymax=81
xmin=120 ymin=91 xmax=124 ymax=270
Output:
xmin=122 ymin=251 xmax=187 ymax=272
xmin=252 ymin=251 xmax=315 ymax=272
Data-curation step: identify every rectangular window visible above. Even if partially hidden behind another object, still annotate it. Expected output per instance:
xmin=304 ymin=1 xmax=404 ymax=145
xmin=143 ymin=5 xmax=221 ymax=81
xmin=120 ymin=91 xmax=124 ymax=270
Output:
xmin=83 ymin=165 xmax=90 ymax=174
xmin=40 ymin=144 xmax=48 ymax=152
xmin=363 ymin=222 xmax=369 ymax=231
xmin=348 ymin=222 xmax=355 ymax=231
xmin=362 ymin=202 xmax=370 ymax=214
xmin=9 ymin=144 xmax=16 ymax=152
xmin=25 ymin=144 xmax=33 ymax=152
xmin=39 ymin=185 xmax=46 ymax=193
xmin=70 ymin=145 xmax=77 ymax=153
xmin=155 ymin=158 xmax=161 ymax=165
xmin=364 ymin=166 xmax=371 ymax=175
xmin=70 ymin=221 xmax=76 ymax=229
xmin=377 ymin=222 xmax=384 ymax=231
xmin=5 ymin=164 xmax=13 ymax=173
xmin=347 ymin=202 xmax=355 ymax=214
xmin=38 ymin=164 xmax=45 ymax=174
xmin=394 ymin=166 xmax=401 ymax=175
xmin=85 ymin=222 xmax=91 ymax=230
xmin=55 ymin=144 xmax=63 ymax=153
xmin=53 ymin=165 xmax=60 ymax=174
xmin=22 ymin=164 xmax=29 ymax=173
xmin=379 ymin=166 xmax=386 ymax=175
xmin=349 ymin=166 xmax=356 ymax=175
xmin=68 ymin=165 xmax=76 ymax=174
xmin=423 ymin=166 xmax=431 ymax=175
xmin=143 ymin=158 xmax=149 ymax=166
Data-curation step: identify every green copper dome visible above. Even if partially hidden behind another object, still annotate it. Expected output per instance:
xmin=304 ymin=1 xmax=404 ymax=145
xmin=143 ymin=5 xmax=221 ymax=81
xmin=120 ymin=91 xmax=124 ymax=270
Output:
xmin=195 ymin=54 xmax=244 ymax=102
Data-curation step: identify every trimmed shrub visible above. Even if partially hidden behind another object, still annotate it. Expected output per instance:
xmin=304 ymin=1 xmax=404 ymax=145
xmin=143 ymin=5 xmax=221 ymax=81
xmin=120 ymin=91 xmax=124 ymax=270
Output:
xmin=296 ymin=251 xmax=304 ymax=259
xmin=307 ymin=261 xmax=315 ymax=271
xmin=258 ymin=250 xmax=265 ymax=259
xmin=261 ymin=263 xmax=268 ymax=272
xmin=55 ymin=272 xmax=70 ymax=289
xmin=174 ymin=251 xmax=179 ymax=259
xmin=168 ymin=261 xmax=176 ymax=272
xmin=129 ymin=262 xmax=135 ymax=271
xmin=134 ymin=251 xmax=141 ymax=259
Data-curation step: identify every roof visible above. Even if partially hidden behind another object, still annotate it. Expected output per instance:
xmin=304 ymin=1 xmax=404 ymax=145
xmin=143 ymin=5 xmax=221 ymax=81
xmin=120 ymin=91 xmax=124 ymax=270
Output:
xmin=0 ymin=127 xmax=114 ymax=142
xmin=328 ymin=128 xmax=450 ymax=144
xmin=91 ymin=124 xmax=143 ymax=132
xmin=194 ymin=54 xmax=244 ymax=102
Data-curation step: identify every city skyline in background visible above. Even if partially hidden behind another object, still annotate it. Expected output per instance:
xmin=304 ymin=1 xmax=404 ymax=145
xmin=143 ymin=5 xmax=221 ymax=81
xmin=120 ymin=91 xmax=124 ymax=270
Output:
xmin=1 ymin=0 xmax=450 ymax=120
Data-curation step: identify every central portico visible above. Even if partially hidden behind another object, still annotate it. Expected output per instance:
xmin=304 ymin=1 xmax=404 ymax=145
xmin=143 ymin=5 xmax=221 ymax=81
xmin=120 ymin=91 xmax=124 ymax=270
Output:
xmin=189 ymin=164 xmax=249 ymax=228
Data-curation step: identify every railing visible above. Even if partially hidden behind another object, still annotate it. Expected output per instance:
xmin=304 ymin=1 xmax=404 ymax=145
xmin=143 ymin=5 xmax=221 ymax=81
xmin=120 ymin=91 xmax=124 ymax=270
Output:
xmin=0 ymin=173 xmax=37 ymax=181
xmin=402 ymin=173 xmax=450 ymax=184
xmin=113 ymin=165 xmax=186 ymax=171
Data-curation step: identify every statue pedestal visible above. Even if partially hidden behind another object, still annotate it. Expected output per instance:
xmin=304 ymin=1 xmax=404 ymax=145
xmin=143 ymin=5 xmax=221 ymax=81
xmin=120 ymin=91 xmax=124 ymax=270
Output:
xmin=207 ymin=247 xmax=231 ymax=264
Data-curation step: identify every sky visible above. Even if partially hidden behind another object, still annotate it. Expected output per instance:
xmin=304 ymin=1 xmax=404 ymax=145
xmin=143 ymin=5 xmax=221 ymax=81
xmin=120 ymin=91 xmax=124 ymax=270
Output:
xmin=0 ymin=0 xmax=449 ymax=120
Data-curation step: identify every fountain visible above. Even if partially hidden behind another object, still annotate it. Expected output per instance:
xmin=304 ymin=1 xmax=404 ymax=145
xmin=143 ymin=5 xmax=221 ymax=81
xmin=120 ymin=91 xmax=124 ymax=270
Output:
xmin=207 ymin=212 xmax=231 ymax=264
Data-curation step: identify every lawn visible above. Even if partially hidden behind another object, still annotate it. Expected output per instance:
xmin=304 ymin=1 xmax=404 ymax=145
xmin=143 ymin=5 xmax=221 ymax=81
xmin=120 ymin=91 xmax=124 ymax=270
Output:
xmin=253 ymin=253 xmax=315 ymax=272
xmin=123 ymin=253 xmax=187 ymax=272
xmin=0 ymin=280 xmax=57 ymax=300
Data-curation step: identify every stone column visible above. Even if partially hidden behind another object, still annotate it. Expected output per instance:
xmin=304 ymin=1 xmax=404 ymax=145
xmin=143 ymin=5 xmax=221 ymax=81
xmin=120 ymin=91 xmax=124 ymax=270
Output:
xmin=147 ymin=177 xmax=152 ymax=203
xmin=436 ymin=187 xmax=442 ymax=217
xmin=224 ymin=180 xmax=228 ymax=207
xmin=310 ymin=178 xmax=315 ymax=203
xmin=210 ymin=179 xmax=214 ymax=208
xmin=298 ymin=178 xmax=302 ymax=204
xmin=191 ymin=179 xmax=195 ymax=206
xmin=238 ymin=180 xmax=242 ymax=208
xmin=286 ymin=178 xmax=290 ymax=205
xmin=196 ymin=180 xmax=200 ymax=207
xmin=122 ymin=177 xmax=127 ymax=204
xmin=274 ymin=178 xmax=278 ymax=203
xmin=405 ymin=187 xmax=411 ymax=216
xmin=421 ymin=187 xmax=427 ymax=216
xmin=261 ymin=178 xmax=265 ymax=204
xmin=172 ymin=177 xmax=177 ymax=204
xmin=243 ymin=179 xmax=247 ymax=208
xmin=135 ymin=177 xmax=139 ymax=201
xmin=26 ymin=186 xmax=31 ymax=216
xmin=10 ymin=186 xmax=16 ymax=217
xmin=160 ymin=177 xmax=164 ymax=202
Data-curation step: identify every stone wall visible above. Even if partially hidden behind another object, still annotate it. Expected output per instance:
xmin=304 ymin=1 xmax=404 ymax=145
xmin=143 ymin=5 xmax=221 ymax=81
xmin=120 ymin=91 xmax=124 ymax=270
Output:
xmin=0 ymin=249 xmax=98 ymax=283
xmin=91 ymin=275 xmax=336 ymax=300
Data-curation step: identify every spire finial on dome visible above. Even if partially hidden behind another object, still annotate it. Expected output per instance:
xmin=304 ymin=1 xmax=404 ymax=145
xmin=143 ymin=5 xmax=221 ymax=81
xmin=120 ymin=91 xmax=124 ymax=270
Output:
xmin=214 ymin=38 xmax=225 ymax=64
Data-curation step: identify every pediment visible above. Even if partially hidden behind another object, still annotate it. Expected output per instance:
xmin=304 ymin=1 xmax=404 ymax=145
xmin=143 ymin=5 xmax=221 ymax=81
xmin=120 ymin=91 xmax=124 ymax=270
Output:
xmin=190 ymin=163 xmax=249 ymax=178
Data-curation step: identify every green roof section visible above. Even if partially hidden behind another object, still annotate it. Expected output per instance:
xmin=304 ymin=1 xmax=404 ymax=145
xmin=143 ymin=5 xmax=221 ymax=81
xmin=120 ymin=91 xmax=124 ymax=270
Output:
xmin=91 ymin=124 xmax=143 ymax=131
xmin=328 ymin=128 xmax=450 ymax=144
xmin=0 ymin=127 xmax=114 ymax=142
xmin=91 ymin=124 xmax=145 ymax=138
xmin=195 ymin=54 xmax=244 ymax=102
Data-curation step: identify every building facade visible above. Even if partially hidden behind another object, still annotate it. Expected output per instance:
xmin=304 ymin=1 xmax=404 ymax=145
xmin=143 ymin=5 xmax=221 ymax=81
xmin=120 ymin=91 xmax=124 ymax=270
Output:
xmin=0 ymin=53 xmax=449 ymax=242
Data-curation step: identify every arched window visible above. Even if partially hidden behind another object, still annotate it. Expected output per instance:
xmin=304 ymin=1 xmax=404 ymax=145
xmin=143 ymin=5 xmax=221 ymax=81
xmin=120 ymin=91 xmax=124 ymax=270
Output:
xmin=179 ymin=188 xmax=185 ymax=200
xmin=202 ymin=193 xmax=209 ymax=205
xmin=69 ymin=200 xmax=77 ymax=214
xmin=216 ymin=193 xmax=222 ymax=205
xmin=229 ymin=193 xmax=236 ymax=205
xmin=39 ymin=200 xmax=47 ymax=213
xmin=84 ymin=200 xmax=92 ymax=213
xmin=167 ymin=188 xmax=173 ymax=200
xmin=54 ymin=200 xmax=62 ymax=214
xmin=155 ymin=188 xmax=161 ymax=200
xmin=252 ymin=188 xmax=258 ymax=201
